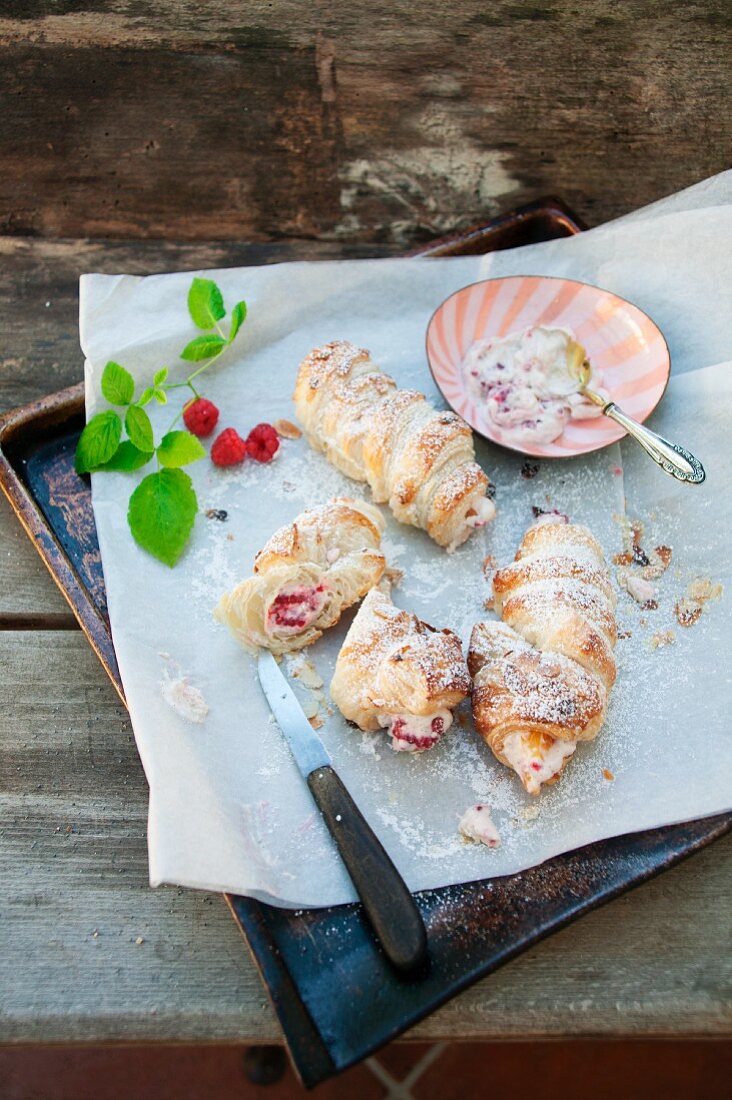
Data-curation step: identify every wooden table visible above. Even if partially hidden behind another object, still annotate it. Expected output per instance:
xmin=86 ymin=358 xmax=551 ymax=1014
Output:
xmin=1 ymin=237 xmax=730 ymax=1045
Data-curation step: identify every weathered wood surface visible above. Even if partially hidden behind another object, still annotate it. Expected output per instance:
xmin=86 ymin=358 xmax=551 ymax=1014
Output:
xmin=0 ymin=3 xmax=729 ymax=244
xmin=1 ymin=632 xmax=730 ymax=1043
xmin=0 ymin=236 xmax=392 ymax=412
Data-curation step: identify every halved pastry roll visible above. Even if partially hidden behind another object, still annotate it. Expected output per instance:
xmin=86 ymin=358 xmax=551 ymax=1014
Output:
xmin=470 ymin=517 xmax=617 ymax=794
xmin=294 ymin=340 xmax=495 ymax=551
xmin=214 ymin=498 xmax=385 ymax=654
xmin=330 ymin=585 xmax=471 ymax=752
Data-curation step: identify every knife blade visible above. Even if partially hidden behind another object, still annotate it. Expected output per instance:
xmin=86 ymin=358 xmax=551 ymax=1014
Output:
xmin=257 ymin=650 xmax=428 ymax=974
xmin=257 ymin=650 xmax=332 ymax=778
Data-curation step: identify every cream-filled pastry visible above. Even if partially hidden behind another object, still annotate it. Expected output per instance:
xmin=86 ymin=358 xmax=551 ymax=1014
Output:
xmin=330 ymin=585 xmax=471 ymax=751
xmin=469 ymin=517 xmax=617 ymax=794
xmin=214 ymin=498 xmax=385 ymax=654
xmin=294 ymin=340 xmax=495 ymax=551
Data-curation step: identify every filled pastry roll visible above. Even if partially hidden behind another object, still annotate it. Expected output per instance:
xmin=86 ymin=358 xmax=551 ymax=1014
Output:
xmin=330 ymin=585 xmax=471 ymax=752
xmin=294 ymin=340 xmax=496 ymax=551
xmin=214 ymin=498 xmax=385 ymax=654
xmin=470 ymin=517 xmax=617 ymax=794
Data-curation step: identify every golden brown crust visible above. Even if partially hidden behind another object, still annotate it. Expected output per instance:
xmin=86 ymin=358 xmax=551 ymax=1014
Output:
xmin=470 ymin=621 xmax=606 ymax=745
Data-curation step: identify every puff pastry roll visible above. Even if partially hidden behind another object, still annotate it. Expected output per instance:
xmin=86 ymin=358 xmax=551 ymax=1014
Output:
xmin=469 ymin=517 xmax=617 ymax=794
xmin=214 ymin=498 xmax=385 ymax=654
xmin=294 ymin=340 xmax=496 ymax=551
xmin=330 ymin=585 xmax=471 ymax=752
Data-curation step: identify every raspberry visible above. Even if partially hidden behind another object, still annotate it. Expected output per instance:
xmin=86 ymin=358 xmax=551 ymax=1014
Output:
xmin=211 ymin=428 xmax=247 ymax=468
xmin=246 ymin=422 xmax=280 ymax=463
xmin=183 ymin=397 xmax=219 ymax=438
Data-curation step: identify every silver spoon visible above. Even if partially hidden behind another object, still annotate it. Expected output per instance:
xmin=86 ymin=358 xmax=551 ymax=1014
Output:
xmin=567 ymin=341 xmax=705 ymax=485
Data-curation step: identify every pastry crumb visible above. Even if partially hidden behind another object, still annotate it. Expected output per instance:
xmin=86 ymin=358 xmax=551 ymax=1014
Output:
xmin=300 ymin=694 xmax=320 ymax=719
xmin=482 ymin=554 xmax=497 ymax=578
xmin=384 ymin=564 xmax=404 ymax=586
xmin=650 ymin=629 xmax=676 ymax=649
xmin=675 ymin=576 xmax=722 ymax=627
xmin=286 ymin=653 xmax=323 ymax=690
xmin=602 ymin=768 xmax=614 ymax=781
xmin=458 ymin=804 xmax=501 ymax=849
xmin=514 ymin=803 xmax=541 ymax=827
xmin=160 ymin=672 xmax=209 ymax=724
xmin=273 ymin=418 xmax=302 ymax=439
xmin=308 ymin=715 xmax=324 ymax=730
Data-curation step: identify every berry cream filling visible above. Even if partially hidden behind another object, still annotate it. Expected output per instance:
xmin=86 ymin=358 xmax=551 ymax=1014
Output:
xmin=462 ymin=325 xmax=607 ymax=447
xmin=502 ymin=731 xmax=577 ymax=795
xmin=458 ymin=804 xmax=501 ymax=848
xmin=385 ymin=708 xmax=453 ymax=753
xmin=464 ymin=496 xmax=497 ymax=529
xmin=265 ymin=583 xmax=328 ymax=637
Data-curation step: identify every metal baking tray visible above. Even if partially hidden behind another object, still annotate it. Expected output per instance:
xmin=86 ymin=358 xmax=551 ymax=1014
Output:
xmin=1 ymin=198 xmax=728 ymax=1087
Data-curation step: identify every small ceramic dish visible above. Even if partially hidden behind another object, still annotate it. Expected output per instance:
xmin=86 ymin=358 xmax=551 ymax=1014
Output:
xmin=425 ymin=274 xmax=671 ymax=458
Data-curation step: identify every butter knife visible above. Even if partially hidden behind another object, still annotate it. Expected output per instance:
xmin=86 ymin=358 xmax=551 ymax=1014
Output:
xmin=257 ymin=650 xmax=428 ymax=974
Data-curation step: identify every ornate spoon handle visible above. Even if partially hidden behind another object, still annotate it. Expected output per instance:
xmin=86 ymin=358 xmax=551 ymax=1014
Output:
xmin=602 ymin=401 xmax=706 ymax=484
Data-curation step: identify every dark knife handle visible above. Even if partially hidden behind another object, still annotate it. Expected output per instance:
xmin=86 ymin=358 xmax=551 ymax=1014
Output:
xmin=307 ymin=765 xmax=428 ymax=974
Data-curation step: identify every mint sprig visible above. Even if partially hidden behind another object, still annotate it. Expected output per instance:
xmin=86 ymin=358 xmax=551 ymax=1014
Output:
xmin=75 ymin=277 xmax=249 ymax=567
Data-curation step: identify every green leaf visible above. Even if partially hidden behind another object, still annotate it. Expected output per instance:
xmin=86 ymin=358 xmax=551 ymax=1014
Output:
xmin=101 ymin=360 xmax=135 ymax=406
xmin=97 ymin=441 xmax=154 ymax=472
xmin=157 ymin=430 xmax=206 ymax=468
xmin=137 ymin=387 xmax=155 ymax=407
xmin=127 ymin=468 xmax=198 ymax=567
xmin=153 ymin=388 xmax=168 ymax=405
xmin=153 ymin=367 xmax=169 ymax=386
xmin=228 ymin=301 xmax=247 ymax=343
xmin=188 ymin=277 xmax=225 ymax=330
xmin=125 ymin=405 xmax=154 ymax=452
xmin=180 ymin=335 xmax=227 ymax=362
xmin=75 ymin=410 xmax=123 ymax=474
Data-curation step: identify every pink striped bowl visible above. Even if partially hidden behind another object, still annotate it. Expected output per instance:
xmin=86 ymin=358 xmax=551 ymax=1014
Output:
xmin=425 ymin=275 xmax=670 ymax=458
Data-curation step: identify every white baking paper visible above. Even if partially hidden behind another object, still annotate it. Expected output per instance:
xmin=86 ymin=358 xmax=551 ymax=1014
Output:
xmin=80 ymin=172 xmax=732 ymax=907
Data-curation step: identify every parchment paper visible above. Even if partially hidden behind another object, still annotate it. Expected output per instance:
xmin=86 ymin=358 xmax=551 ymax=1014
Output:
xmin=80 ymin=172 xmax=732 ymax=907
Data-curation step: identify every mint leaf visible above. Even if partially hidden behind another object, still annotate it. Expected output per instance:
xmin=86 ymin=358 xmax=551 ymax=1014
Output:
xmin=75 ymin=410 xmax=123 ymax=474
xmin=128 ymin=468 xmax=198 ymax=567
xmin=153 ymin=367 xmax=169 ymax=386
xmin=228 ymin=301 xmax=247 ymax=343
xmin=157 ymin=430 xmax=206 ymax=468
xmin=188 ymin=277 xmax=225 ymax=330
xmin=153 ymin=388 xmax=168 ymax=405
xmin=101 ymin=361 xmax=135 ymax=406
xmin=180 ymin=335 xmax=227 ymax=362
xmin=98 ymin=441 xmax=154 ymax=472
xmin=125 ymin=405 xmax=154 ymax=452
xmin=137 ymin=387 xmax=155 ymax=407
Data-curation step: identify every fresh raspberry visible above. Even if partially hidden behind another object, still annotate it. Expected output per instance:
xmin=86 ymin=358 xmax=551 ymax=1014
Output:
xmin=211 ymin=428 xmax=247 ymax=468
xmin=246 ymin=422 xmax=280 ymax=463
xmin=183 ymin=397 xmax=219 ymax=438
